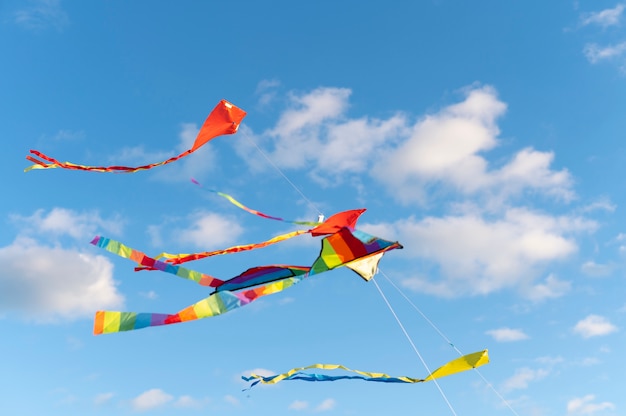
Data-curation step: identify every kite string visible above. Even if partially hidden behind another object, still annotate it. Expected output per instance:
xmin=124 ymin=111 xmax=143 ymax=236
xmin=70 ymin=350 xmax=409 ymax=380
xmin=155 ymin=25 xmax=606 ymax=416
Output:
xmin=377 ymin=269 xmax=521 ymax=416
xmin=240 ymin=129 xmax=324 ymax=217
xmin=371 ymin=277 xmax=458 ymax=416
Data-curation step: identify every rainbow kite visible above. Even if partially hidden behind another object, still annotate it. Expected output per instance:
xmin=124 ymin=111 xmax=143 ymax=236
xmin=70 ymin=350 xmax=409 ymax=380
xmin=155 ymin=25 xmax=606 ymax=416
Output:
xmin=92 ymin=226 xmax=402 ymax=334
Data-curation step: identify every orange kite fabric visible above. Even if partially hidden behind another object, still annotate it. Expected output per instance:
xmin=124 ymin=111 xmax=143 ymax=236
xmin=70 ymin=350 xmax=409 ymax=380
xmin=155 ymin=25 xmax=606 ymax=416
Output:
xmin=24 ymin=100 xmax=246 ymax=173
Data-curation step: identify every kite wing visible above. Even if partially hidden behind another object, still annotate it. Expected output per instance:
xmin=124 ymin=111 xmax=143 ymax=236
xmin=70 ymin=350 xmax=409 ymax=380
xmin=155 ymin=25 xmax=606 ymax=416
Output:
xmin=242 ymin=350 xmax=489 ymax=388
xmin=310 ymin=228 xmax=402 ymax=280
xmin=25 ymin=100 xmax=246 ymax=173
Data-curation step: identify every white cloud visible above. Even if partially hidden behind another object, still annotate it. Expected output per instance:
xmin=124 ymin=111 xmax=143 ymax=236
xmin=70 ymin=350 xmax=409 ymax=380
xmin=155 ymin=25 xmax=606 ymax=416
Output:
xmin=314 ymin=398 xmax=336 ymax=412
xmin=176 ymin=211 xmax=244 ymax=249
xmin=584 ymin=42 xmax=626 ymax=63
xmin=0 ymin=236 xmax=123 ymax=321
xmin=242 ymin=85 xmax=573 ymax=204
xmin=395 ymin=209 xmax=591 ymax=297
xmin=581 ymin=261 xmax=613 ymax=277
xmin=574 ymin=315 xmax=618 ymax=338
xmin=581 ymin=4 xmax=625 ymax=28
xmin=14 ymin=0 xmax=69 ymax=31
xmin=11 ymin=208 xmax=124 ymax=240
xmin=174 ymin=395 xmax=208 ymax=408
xmin=485 ymin=327 xmax=529 ymax=342
xmin=501 ymin=367 xmax=549 ymax=392
xmin=251 ymin=87 xmax=407 ymax=179
xmin=567 ymin=394 xmax=615 ymax=415
xmin=256 ymin=79 xmax=281 ymax=106
xmin=375 ymin=86 xmax=573 ymax=203
xmin=131 ymin=389 xmax=173 ymax=412
xmin=94 ymin=392 xmax=114 ymax=406
xmin=289 ymin=400 xmax=309 ymax=410
xmin=524 ymin=274 xmax=571 ymax=301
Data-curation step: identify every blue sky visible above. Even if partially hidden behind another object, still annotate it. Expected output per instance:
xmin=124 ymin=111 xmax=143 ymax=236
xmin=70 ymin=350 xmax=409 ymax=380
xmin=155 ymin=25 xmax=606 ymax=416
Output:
xmin=2 ymin=0 xmax=626 ymax=415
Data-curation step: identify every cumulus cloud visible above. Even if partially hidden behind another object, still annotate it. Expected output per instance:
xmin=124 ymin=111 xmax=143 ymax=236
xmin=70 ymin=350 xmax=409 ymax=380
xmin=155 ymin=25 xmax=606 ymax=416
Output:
xmin=502 ymin=367 xmax=549 ymax=392
xmin=11 ymin=208 xmax=124 ymax=240
xmin=131 ymin=389 xmax=173 ymax=412
xmin=241 ymin=85 xmax=573 ymax=202
xmin=485 ymin=327 xmax=529 ymax=342
xmin=574 ymin=315 xmax=618 ymax=338
xmin=0 ymin=208 xmax=125 ymax=321
xmin=176 ymin=211 xmax=244 ymax=249
xmin=0 ymin=236 xmax=123 ymax=321
xmin=14 ymin=0 xmax=69 ymax=31
xmin=393 ymin=209 xmax=592 ymax=297
xmin=581 ymin=4 xmax=625 ymax=28
xmin=245 ymin=87 xmax=407 ymax=180
xmin=567 ymin=394 xmax=615 ymax=415
xmin=375 ymin=86 xmax=573 ymax=203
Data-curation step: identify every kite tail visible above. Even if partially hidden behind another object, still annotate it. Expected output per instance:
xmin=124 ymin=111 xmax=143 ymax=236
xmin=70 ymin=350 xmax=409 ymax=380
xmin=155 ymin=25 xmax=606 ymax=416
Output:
xmin=25 ymin=99 xmax=246 ymax=173
xmin=90 ymin=236 xmax=224 ymax=287
xmin=242 ymin=350 xmax=489 ymax=387
xmin=190 ymin=179 xmax=319 ymax=227
xmin=153 ymin=230 xmax=308 ymax=265
xmin=94 ymin=274 xmax=308 ymax=335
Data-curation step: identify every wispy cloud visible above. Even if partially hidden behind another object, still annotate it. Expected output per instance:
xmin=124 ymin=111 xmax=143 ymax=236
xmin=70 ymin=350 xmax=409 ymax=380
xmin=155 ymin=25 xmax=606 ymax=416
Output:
xmin=583 ymin=42 xmax=626 ymax=64
xmin=314 ymin=398 xmax=336 ymax=412
xmin=94 ymin=392 xmax=114 ymax=406
xmin=581 ymin=261 xmax=614 ymax=277
xmin=567 ymin=394 xmax=615 ymax=415
xmin=485 ymin=327 xmax=529 ymax=342
xmin=289 ymin=400 xmax=309 ymax=411
xmin=14 ymin=0 xmax=69 ymax=31
xmin=581 ymin=4 xmax=625 ymax=28
xmin=502 ymin=367 xmax=549 ymax=392
xmin=573 ymin=315 xmax=618 ymax=338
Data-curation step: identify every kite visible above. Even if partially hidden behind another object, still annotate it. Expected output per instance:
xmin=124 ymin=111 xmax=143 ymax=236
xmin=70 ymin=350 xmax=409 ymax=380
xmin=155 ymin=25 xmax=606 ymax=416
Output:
xmin=25 ymin=100 xmax=246 ymax=173
xmin=242 ymin=350 xmax=489 ymax=388
xmin=92 ymin=227 xmax=402 ymax=334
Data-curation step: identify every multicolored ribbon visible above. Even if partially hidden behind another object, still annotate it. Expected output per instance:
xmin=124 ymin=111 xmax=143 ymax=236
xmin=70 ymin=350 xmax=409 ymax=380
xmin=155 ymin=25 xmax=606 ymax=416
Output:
xmin=242 ymin=350 xmax=489 ymax=388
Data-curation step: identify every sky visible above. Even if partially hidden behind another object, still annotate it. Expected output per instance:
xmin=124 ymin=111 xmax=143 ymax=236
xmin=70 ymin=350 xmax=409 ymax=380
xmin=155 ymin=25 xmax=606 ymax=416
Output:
xmin=1 ymin=0 xmax=626 ymax=415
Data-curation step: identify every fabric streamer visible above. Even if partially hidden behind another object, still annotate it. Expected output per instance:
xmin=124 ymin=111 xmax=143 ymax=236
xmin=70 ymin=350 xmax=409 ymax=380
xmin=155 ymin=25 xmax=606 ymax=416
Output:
xmin=151 ymin=208 xmax=367 ymax=265
xmin=92 ymin=227 xmax=402 ymax=334
xmin=242 ymin=350 xmax=489 ymax=388
xmin=25 ymin=100 xmax=246 ymax=173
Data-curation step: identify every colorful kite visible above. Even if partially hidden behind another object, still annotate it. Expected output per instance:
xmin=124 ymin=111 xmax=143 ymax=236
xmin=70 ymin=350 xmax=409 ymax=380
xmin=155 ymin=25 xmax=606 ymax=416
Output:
xmin=25 ymin=100 xmax=246 ymax=173
xmin=242 ymin=350 xmax=489 ymax=388
xmin=92 ymin=227 xmax=402 ymax=334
